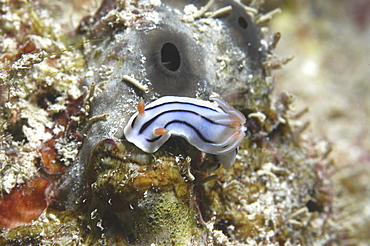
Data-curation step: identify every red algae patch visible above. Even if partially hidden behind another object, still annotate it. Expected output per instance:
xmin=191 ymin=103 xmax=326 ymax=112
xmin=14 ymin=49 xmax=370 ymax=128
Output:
xmin=39 ymin=139 xmax=68 ymax=173
xmin=0 ymin=177 xmax=50 ymax=229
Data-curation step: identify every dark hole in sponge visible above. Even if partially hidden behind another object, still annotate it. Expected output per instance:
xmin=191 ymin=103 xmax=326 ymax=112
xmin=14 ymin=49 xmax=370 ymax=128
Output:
xmin=161 ymin=42 xmax=181 ymax=71
xmin=238 ymin=16 xmax=248 ymax=29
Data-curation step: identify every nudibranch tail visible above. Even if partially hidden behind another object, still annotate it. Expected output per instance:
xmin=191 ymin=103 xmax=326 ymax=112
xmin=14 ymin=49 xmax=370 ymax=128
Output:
xmin=123 ymin=96 xmax=247 ymax=169
xmin=215 ymin=150 xmax=237 ymax=170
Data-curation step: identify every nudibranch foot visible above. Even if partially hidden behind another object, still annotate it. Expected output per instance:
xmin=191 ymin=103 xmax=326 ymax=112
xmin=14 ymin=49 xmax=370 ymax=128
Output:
xmin=213 ymin=150 xmax=238 ymax=170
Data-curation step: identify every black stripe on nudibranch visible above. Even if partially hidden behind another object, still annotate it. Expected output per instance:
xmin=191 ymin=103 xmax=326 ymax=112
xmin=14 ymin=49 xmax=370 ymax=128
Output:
xmin=139 ymin=109 xmax=228 ymax=134
xmin=164 ymin=120 xmax=216 ymax=144
xmin=144 ymin=120 xmax=216 ymax=144
xmin=145 ymin=101 xmax=220 ymax=112
xmin=146 ymin=135 xmax=162 ymax=142
xmin=131 ymin=115 xmax=138 ymax=128
xmin=131 ymin=101 xmax=219 ymax=129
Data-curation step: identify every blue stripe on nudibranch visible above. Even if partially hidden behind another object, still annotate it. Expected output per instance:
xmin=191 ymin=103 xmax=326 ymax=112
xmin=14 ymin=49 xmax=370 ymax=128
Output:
xmin=123 ymin=96 xmax=247 ymax=169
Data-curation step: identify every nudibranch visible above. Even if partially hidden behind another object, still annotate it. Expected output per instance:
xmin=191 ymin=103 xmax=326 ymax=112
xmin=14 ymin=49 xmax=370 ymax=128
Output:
xmin=124 ymin=96 xmax=247 ymax=169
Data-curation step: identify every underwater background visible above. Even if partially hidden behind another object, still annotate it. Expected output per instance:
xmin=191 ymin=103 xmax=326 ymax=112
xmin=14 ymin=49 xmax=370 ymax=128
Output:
xmin=0 ymin=0 xmax=369 ymax=245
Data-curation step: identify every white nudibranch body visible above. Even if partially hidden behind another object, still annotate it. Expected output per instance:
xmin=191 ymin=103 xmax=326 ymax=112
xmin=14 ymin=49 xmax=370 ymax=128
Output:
xmin=123 ymin=96 xmax=247 ymax=169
